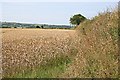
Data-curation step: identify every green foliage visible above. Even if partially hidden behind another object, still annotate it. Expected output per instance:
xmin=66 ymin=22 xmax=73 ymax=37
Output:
xmin=109 ymin=27 xmax=119 ymax=41
xmin=10 ymin=56 xmax=71 ymax=78
xmin=70 ymin=14 xmax=87 ymax=26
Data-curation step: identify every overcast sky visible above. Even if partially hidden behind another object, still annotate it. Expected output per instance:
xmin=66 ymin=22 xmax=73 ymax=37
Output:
xmin=0 ymin=0 xmax=118 ymax=25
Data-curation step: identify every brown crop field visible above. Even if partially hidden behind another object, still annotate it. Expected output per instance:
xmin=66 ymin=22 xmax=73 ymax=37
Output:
xmin=1 ymin=28 xmax=79 ymax=78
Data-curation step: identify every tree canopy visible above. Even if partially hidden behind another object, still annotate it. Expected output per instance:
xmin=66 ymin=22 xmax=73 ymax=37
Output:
xmin=70 ymin=14 xmax=87 ymax=26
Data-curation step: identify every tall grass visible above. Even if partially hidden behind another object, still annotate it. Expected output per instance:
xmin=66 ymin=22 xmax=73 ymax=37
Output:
xmin=11 ymin=55 xmax=71 ymax=78
xmin=60 ymin=8 xmax=119 ymax=78
xmin=74 ymin=8 xmax=119 ymax=78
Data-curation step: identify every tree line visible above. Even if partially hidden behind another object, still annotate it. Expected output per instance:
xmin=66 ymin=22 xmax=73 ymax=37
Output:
xmin=1 ymin=13 xmax=86 ymax=29
xmin=1 ymin=22 xmax=72 ymax=29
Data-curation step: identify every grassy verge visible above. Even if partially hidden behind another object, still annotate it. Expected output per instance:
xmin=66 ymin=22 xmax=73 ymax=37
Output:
xmin=11 ymin=55 xmax=71 ymax=78
xmin=74 ymin=9 xmax=118 ymax=78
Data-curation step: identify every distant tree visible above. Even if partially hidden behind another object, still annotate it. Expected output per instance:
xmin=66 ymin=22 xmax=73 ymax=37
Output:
xmin=41 ymin=25 xmax=44 ymax=29
xmin=14 ymin=26 xmax=17 ymax=28
xmin=70 ymin=14 xmax=87 ymax=26
xmin=36 ymin=26 xmax=40 ymax=28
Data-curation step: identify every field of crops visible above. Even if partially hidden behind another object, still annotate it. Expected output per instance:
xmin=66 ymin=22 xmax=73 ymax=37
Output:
xmin=1 ymin=10 xmax=118 ymax=78
xmin=2 ymin=29 xmax=79 ymax=78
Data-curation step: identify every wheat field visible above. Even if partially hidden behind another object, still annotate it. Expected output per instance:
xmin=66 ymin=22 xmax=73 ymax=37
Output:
xmin=1 ymin=28 xmax=79 ymax=78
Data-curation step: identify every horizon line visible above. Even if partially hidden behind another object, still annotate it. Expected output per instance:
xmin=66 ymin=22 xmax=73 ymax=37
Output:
xmin=1 ymin=21 xmax=71 ymax=26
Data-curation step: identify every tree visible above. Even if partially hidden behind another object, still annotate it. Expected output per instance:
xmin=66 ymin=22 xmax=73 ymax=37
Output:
xmin=36 ymin=26 xmax=40 ymax=28
xmin=70 ymin=14 xmax=86 ymax=26
xmin=41 ymin=25 xmax=44 ymax=29
xmin=14 ymin=26 xmax=17 ymax=28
